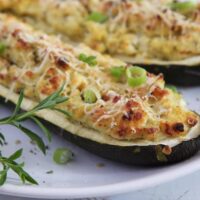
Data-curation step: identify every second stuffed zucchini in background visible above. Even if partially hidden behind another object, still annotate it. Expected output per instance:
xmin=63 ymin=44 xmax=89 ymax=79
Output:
xmin=0 ymin=0 xmax=200 ymax=85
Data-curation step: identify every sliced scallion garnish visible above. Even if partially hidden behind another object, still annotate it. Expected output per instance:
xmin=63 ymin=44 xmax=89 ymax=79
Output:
xmin=79 ymin=53 xmax=97 ymax=67
xmin=53 ymin=148 xmax=74 ymax=165
xmin=126 ymin=66 xmax=147 ymax=87
xmin=170 ymin=1 xmax=197 ymax=14
xmin=87 ymin=12 xmax=108 ymax=23
xmin=0 ymin=43 xmax=6 ymax=54
xmin=110 ymin=66 xmax=125 ymax=80
xmin=82 ymin=89 xmax=97 ymax=104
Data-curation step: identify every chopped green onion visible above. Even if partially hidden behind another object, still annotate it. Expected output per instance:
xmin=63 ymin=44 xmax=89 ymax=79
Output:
xmin=87 ymin=12 xmax=108 ymax=23
xmin=79 ymin=53 xmax=97 ymax=67
xmin=82 ymin=89 xmax=97 ymax=103
xmin=165 ymin=84 xmax=178 ymax=93
xmin=126 ymin=66 xmax=147 ymax=87
xmin=53 ymin=148 xmax=74 ymax=165
xmin=110 ymin=66 xmax=125 ymax=80
xmin=169 ymin=1 xmax=197 ymax=14
xmin=0 ymin=43 xmax=6 ymax=54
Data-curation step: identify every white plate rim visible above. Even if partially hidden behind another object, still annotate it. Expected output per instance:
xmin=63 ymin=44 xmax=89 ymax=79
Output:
xmin=0 ymin=157 xmax=200 ymax=199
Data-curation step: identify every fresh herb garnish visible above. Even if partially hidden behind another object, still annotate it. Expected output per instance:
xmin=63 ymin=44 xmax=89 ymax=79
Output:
xmin=110 ymin=66 xmax=126 ymax=80
xmin=165 ymin=84 xmax=178 ymax=93
xmin=0 ymin=149 xmax=38 ymax=185
xmin=0 ymin=43 xmax=6 ymax=54
xmin=87 ymin=12 xmax=108 ymax=23
xmin=0 ymin=133 xmax=5 ymax=146
xmin=82 ymin=89 xmax=97 ymax=104
xmin=79 ymin=53 xmax=97 ymax=66
xmin=126 ymin=66 xmax=147 ymax=88
xmin=0 ymin=85 xmax=70 ymax=185
xmin=53 ymin=148 xmax=74 ymax=165
xmin=169 ymin=1 xmax=197 ymax=14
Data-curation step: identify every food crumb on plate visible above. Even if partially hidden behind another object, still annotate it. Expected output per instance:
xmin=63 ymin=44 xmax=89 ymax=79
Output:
xmin=15 ymin=139 xmax=21 ymax=145
xmin=96 ymin=163 xmax=105 ymax=168
xmin=46 ymin=170 xmax=54 ymax=174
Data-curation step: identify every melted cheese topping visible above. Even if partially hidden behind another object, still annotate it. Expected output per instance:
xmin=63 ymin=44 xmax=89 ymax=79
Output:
xmin=1 ymin=0 xmax=200 ymax=61
xmin=0 ymin=13 xmax=198 ymax=142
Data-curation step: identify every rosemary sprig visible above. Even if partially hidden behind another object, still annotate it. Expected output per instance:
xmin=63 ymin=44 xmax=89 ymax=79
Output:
xmin=0 ymin=85 xmax=70 ymax=185
xmin=0 ymin=133 xmax=5 ymax=146
xmin=0 ymin=85 xmax=69 ymax=153
xmin=0 ymin=149 xmax=38 ymax=185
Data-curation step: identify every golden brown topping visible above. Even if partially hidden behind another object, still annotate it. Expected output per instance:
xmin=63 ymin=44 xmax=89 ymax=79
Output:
xmin=187 ymin=116 xmax=198 ymax=127
xmin=41 ymin=86 xmax=54 ymax=95
xmin=143 ymin=127 xmax=158 ymax=140
xmin=101 ymin=1 xmax=114 ymax=11
xmin=55 ymin=57 xmax=69 ymax=70
xmin=162 ymin=146 xmax=172 ymax=155
xmin=25 ymin=71 xmax=34 ymax=78
xmin=46 ymin=68 xmax=57 ymax=76
xmin=122 ymin=110 xmax=133 ymax=121
xmin=162 ymin=122 xmax=185 ymax=136
xmin=17 ymin=38 xmax=31 ymax=49
xmin=91 ymin=107 xmax=105 ymax=121
xmin=151 ymin=87 xmax=168 ymax=100
xmin=125 ymin=100 xmax=139 ymax=110
xmin=133 ymin=111 xmax=143 ymax=121
xmin=0 ymin=73 xmax=5 ymax=80
xmin=117 ymin=125 xmax=129 ymax=138
xmin=11 ymin=29 xmax=21 ymax=37
xmin=112 ymin=95 xmax=121 ymax=103
xmin=49 ymin=76 xmax=60 ymax=86
xmin=173 ymin=123 xmax=184 ymax=132
xmin=102 ymin=94 xmax=110 ymax=101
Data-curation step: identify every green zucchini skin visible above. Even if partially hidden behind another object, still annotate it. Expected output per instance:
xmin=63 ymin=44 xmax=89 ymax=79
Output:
xmin=138 ymin=65 xmax=200 ymax=86
xmin=60 ymin=129 xmax=200 ymax=166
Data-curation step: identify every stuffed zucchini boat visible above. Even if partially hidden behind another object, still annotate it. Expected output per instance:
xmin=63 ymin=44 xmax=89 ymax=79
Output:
xmin=0 ymin=0 xmax=200 ymax=85
xmin=0 ymin=14 xmax=199 ymax=165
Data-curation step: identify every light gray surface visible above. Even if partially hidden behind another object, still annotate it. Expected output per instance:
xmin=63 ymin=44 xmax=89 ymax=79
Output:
xmin=1 ymin=169 xmax=200 ymax=200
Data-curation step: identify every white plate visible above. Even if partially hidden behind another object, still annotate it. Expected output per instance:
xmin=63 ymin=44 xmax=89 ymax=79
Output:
xmin=0 ymin=87 xmax=199 ymax=199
